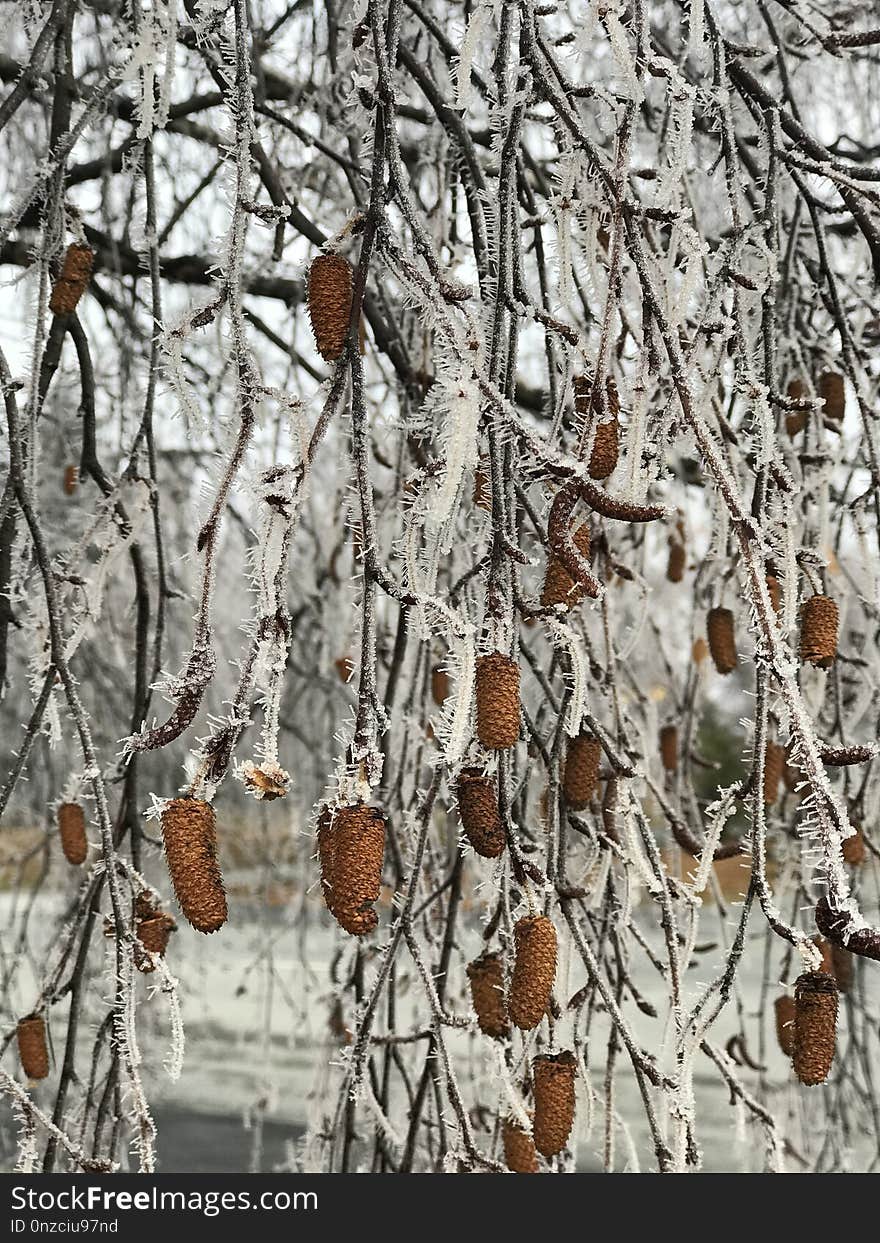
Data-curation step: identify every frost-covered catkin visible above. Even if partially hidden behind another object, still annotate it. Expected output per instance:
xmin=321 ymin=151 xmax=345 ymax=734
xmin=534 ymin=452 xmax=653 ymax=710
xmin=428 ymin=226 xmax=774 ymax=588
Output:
xmin=707 ymin=607 xmax=737 ymax=675
xmin=457 ymin=769 xmax=505 ymax=858
xmin=818 ymin=371 xmax=845 ymax=422
xmin=659 ymin=725 xmax=678 ymax=773
xmin=563 ymin=732 xmax=601 ymax=810
xmin=503 ymin=1116 xmax=539 ymax=1173
xmin=475 ymin=653 xmax=520 ymax=749
xmin=541 ymin=524 xmax=591 ymax=609
xmin=466 ymin=951 xmax=508 ymax=1039
xmin=800 ymin=595 xmax=839 ymax=668
xmin=317 ymin=803 xmax=385 ymax=936
xmin=49 ymin=244 xmax=94 ymax=315
xmin=58 ymin=802 xmax=88 ymax=865
xmin=160 ymin=798 xmax=227 ymax=933
xmin=509 ymin=915 xmax=556 ymax=1031
xmin=532 ymin=1051 xmax=577 ymax=1157
xmin=793 ymin=971 xmax=837 ymax=1086
xmin=307 ymin=254 xmax=352 ymax=361
xmin=17 ymin=1016 xmax=49 ymax=1080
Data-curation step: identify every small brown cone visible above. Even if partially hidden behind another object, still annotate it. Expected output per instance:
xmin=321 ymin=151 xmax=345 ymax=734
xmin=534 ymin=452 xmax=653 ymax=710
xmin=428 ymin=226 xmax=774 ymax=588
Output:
xmin=818 ymin=371 xmax=845 ymax=422
xmin=49 ymin=243 xmax=94 ymax=316
xmin=17 ymin=1015 xmax=49 ymax=1081
xmin=307 ymin=253 xmax=352 ymax=361
xmin=457 ymin=769 xmax=505 ymax=858
xmin=763 ymin=741 xmax=785 ymax=805
xmin=666 ymin=540 xmax=686 ymax=583
xmin=509 ymin=915 xmax=556 ymax=1031
xmin=774 ymin=995 xmax=795 ymax=1058
xmin=765 ymin=575 xmax=782 ymax=614
xmin=335 ymin=655 xmax=353 ymax=683
xmin=475 ymin=653 xmax=520 ymax=750
xmin=793 ymin=971 xmax=837 ymax=1086
xmin=692 ymin=636 xmax=708 ymax=665
xmin=588 ymin=421 xmax=619 ymax=480
xmin=317 ymin=802 xmax=385 ymax=936
xmin=842 ymin=827 xmax=866 ymax=867
xmin=502 ymin=1117 xmax=539 ymax=1173
xmin=831 ymin=944 xmax=854 ymax=994
xmin=707 ymin=607 xmax=737 ymax=675
xmin=541 ymin=523 xmax=591 ymax=609
xmin=160 ymin=799 xmax=227 ymax=934
xmin=800 ymin=595 xmax=839 ymax=669
xmin=785 ymin=410 xmax=807 ymax=437
xmin=659 ymin=725 xmax=678 ymax=773
xmin=466 ymin=951 xmax=508 ymax=1039
xmin=63 ymin=464 xmax=78 ymax=496
xmin=533 ymin=1051 xmax=577 ymax=1157
xmin=563 ymin=732 xmax=601 ymax=811
xmin=431 ymin=665 xmax=450 ymax=705
xmin=135 ymin=914 xmax=175 ymax=973
xmin=58 ymin=802 xmax=88 ymax=865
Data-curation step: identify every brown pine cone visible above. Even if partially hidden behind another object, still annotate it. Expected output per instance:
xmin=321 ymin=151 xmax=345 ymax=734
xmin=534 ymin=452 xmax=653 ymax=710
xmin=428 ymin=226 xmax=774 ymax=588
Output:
xmin=502 ymin=1116 xmax=539 ymax=1173
xmin=49 ymin=243 xmax=94 ymax=316
xmin=58 ymin=802 xmax=88 ymax=865
xmin=707 ymin=606 xmax=737 ymax=675
xmin=457 ymin=769 xmax=505 ymax=858
xmin=17 ymin=1015 xmax=49 ymax=1080
xmin=63 ymin=464 xmax=78 ymax=496
xmin=317 ymin=802 xmax=386 ymax=936
xmin=307 ymin=253 xmax=353 ymax=361
xmin=509 ymin=915 xmax=557 ymax=1031
xmin=774 ymin=995 xmax=795 ymax=1058
xmin=659 ymin=724 xmax=678 ymax=773
xmin=466 ymin=951 xmax=508 ymax=1039
xmin=541 ymin=523 xmax=591 ymax=609
xmin=135 ymin=914 xmax=175 ymax=972
xmin=842 ymin=827 xmax=866 ymax=867
xmin=533 ymin=1051 xmax=577 ymax=1157
xmin=475 ymin=653 xmax=520 ymax=750
xmin=763 ymin=741 xmax=785 ymax=805
xmin=160 ymin=798 xmax=228 ymax=934
xmin=800 ymin=594 xmax=839 ymax=669
xmin=563 ymin=732 xmax=601 ymax=811
xmin=793 ymin=970 xmax=837 ymax=1086
xmin=588 ymin=421 xmax=619 ymax=480
xmin=818 ymin=371 xmax=845 ymax=422
xmin=666 ymin=540 xmax=686 ymax=583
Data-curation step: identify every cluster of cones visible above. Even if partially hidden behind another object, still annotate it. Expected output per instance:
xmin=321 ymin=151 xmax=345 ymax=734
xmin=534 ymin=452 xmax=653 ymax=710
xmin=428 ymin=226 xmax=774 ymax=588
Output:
xmin=465 ymin=916 xmax=577 ymax=1168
